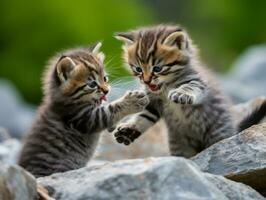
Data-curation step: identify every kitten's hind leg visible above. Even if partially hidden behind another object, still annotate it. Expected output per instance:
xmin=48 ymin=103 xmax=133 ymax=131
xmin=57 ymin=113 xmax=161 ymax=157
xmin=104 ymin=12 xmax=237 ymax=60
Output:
xmin=168 ymin=129 xmax=200 ymax=158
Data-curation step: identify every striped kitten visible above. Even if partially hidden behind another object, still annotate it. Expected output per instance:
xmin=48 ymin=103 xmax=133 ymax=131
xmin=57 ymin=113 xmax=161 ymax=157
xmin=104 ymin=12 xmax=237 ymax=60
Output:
xmin=19 ymin=42 xmax=149 ymax=177
xmin=113 ymin=25 xmax=266 ymax=157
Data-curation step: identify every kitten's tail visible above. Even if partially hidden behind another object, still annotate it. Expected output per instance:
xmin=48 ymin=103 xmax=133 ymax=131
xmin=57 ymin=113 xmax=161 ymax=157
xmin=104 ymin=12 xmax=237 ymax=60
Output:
xmin=238 ymin=98 xmax=266 ymax=132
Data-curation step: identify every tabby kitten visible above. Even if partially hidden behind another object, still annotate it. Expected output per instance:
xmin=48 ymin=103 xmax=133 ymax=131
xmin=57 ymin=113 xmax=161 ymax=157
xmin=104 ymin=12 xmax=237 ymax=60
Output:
xmin=19 ymin=42 xmax=149 ymax=177
xmin=113 ymin=25 xmax=266 ymax=157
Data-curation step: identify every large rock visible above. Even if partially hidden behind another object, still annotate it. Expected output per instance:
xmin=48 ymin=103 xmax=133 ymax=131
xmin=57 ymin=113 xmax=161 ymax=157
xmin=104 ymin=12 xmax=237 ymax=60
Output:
xmin=0 ymin=162 xmax=37 ymax=200
xmin=0 ymin=127 xmax=10 ymax=142
xmin=205 ymin=174 xmax=265 ymax=200
xmin=38 ymin=157 xmax=264 ymax=200
xmin=192 ymin=123 xmax=266 ymax=195
xmin=220 ymin=45 xmax=266 ymax=102
xmin=0 ymin=79 xmax=34 ymax=138
xmin=0 ymin=139 xmax=22 ymax=165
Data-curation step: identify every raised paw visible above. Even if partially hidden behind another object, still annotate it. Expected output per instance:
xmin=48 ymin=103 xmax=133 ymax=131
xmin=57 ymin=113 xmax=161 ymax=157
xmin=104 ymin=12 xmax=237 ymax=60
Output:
xmin=113 ymin=125 xmax=141 ymax=146
xmin=124 ymin=90 xmax=150 ymax=112
xmin=168 ymin=89 xmax=195 ymax=105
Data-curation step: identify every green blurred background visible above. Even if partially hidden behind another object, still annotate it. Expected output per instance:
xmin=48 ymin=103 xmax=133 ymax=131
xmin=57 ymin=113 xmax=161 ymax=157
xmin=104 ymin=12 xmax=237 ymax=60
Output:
xmin=0 ymin=0 xmax=265 ymax=104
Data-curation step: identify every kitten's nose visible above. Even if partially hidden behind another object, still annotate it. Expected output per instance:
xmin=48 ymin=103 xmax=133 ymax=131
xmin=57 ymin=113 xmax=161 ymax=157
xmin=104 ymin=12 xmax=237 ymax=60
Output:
xmin=101 ymin=86 xmax=109 ymax=95
xmin=103 ymin=89 xmax=109 ymax=95
xmin=143 ymin=74 xmax=152 ymax=84
xmin=143 ymin=80 xmax=151 ymax=84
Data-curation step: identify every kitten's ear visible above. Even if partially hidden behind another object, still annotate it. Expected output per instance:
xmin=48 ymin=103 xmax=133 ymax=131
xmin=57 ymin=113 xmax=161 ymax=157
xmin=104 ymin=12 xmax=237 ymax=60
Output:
xmin=56 ymin=56 xmax=76 ymax=82
xmin=90 ymin=42 xmax=105 ymax=62
xmin=97 ymin=52 xmax=105 ymax=63
xmin=114 ymin=32 xmax=134 ymax=45
xmin=163 ymin=31 xmax=187 ymax=50
xmin=90 ymin=42 xmax=102 ymax=54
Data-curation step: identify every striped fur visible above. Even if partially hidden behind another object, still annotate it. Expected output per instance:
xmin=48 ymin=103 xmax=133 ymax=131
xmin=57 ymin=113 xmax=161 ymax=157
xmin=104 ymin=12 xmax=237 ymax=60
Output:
xmin=113 ymin=25 xmax=238 ymax=157
xmin=19 ymin=43 xmax=149 ymax=177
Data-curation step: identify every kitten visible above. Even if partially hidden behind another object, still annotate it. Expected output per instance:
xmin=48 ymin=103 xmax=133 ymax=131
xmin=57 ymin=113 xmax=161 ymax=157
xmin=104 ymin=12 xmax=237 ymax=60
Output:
xmin=113 ymin=25 xmax=266 ymax=157
xmin=18 ymin=42 xmax=149 ymax=177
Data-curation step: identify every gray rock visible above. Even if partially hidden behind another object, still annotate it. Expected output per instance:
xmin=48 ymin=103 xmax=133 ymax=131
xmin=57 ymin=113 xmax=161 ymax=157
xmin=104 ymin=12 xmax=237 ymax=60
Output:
xmin=205 ymin=173 xmax=265 ymax=200
xmin=0 ymin=162 xmax=37 ymax=200
xmin=0 ymin=79 xmax=34 ymax=138
xmin=220 ymin=45 xmax=266 ymax=102
xmin=0 ymin=139 xmax=22 ymax=165
xmin=38 ymin=157 xmax=264 ymax=200
xmin=192 ymin=123 xmax=266 ymax=195
xmin=0 ymin=127 xmax=10 ymax=142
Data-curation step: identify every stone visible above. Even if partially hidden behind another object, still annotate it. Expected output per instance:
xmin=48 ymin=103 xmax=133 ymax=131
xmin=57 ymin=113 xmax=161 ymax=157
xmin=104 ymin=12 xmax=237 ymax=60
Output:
xmin=205 ymin=173 xmax=265 ymax=200
xmin=38 ymin=157 xmax=264 ymax=200
xmin=0 ymin=162 xmax=37 ymax=200
xmin=0 ymin=79 xmax=34 ymax=138
xmin=0 ymin=127 xmax=10 ymax=142
xmin=192 ymin=123 xmax=266 ymax=195
xmin=220 ymin=45 xmax=266 ymax=103
xmin=0 ymin=139 xmax=22 ymax=165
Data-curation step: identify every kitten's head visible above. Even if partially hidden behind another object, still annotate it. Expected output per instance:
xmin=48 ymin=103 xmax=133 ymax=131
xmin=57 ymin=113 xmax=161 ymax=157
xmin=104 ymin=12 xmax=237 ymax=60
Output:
xmin=44 ymin=42 xmax=109 ymax=105
xmin=115 ymin=25 xmax=195 ymax=93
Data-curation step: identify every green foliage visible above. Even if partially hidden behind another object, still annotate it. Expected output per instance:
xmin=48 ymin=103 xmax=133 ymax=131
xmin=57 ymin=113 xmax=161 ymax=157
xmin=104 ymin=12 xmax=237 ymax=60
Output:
xmin=0 ymin=0 xmax=154 ymax=103
xmin=166 ymin=0 xmax=266 ymax=71
xmin=0 ymin=0 xmax=265 ymax=104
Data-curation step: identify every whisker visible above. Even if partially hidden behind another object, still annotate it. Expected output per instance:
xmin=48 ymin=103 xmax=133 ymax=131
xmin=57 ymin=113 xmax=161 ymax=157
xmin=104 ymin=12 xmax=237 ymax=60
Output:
xmin=107 ymin=78 xmax=141 ymax=101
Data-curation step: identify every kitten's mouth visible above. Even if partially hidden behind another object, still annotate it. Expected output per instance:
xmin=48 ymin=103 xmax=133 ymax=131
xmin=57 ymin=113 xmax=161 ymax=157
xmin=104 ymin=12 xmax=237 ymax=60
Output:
xmin=96 ymin=95 xmax=107 ymax=105
xmin=148 ymin=84 xmax=161 ymax=92
xmin=100 ymin=95 xmax=107 ymax=102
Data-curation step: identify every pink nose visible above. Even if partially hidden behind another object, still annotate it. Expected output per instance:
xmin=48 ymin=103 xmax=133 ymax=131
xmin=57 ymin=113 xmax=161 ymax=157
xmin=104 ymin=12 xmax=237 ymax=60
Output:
xmin=143 ymin=75 xmax=151 ymax=84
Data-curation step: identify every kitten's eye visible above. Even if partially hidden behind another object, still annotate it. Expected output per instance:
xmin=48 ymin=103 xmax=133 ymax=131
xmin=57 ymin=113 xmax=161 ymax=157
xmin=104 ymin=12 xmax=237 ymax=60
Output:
xmin=134 ymin=66 xmax=143 ymax=73
xmin=87 ymin=80 xmax=97 ymax=89
xmin=153 ymin=66 xmax=162 ymax=73
xmin=136 ymin=67 xmax=142 ymax=73
xmin=104 ymin=76 xmax=108 ymax=82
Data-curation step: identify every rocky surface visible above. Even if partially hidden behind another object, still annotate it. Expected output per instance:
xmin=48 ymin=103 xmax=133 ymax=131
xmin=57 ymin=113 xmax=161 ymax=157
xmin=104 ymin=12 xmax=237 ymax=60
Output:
xmin=0 ymin=139 xmax=22 ymax=165
xmin=1 ymin=114 xmax=266 ymax=199
xmin=205 ymin=174 xmax=265 ymax=200
xmin=38 ymin=157 xmax=264 ymax=200
xmin=0 ymin=162 xmax=37 ymax=200
xmin=192 ymin=123 xmax=266 ymax=195
xmin=220 ymin=45 xmax=266 ymax=102
xmin=0 ymin=79 xmax=34 ymax=138
xmin=0 ymin=127 xmax=10 ymax=142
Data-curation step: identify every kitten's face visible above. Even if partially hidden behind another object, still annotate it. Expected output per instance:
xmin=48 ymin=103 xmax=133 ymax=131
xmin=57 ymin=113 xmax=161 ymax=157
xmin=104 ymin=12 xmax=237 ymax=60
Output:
xmin=55 ymin=43 xmax=109 ymax=104
xmin=116 ymin=25 xmax=191 ymax=93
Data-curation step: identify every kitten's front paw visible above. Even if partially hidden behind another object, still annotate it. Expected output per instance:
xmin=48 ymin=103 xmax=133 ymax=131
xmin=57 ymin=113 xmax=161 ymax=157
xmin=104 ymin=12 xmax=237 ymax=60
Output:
xmin=124 ymin=90 xmax=150 ymax=112
xmin=168 ymin=89 xmax=195 ymax=105
xmin=113 ymin=124 xmax=141 ymax=145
